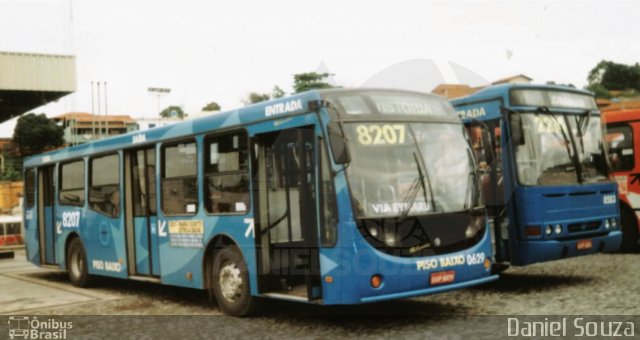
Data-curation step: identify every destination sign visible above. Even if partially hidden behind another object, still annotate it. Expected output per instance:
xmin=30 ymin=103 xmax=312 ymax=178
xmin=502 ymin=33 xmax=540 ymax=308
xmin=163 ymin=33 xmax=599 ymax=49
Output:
xmin=328 ymin=91 xmax=454 ymax=116
xmin=510 ymin=89 xmax=597 ymax=110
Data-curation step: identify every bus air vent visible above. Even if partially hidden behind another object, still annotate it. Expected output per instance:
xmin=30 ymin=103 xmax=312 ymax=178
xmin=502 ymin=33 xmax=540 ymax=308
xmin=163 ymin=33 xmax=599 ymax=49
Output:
xmin=568 ymin=221 xmax=601 ymax=233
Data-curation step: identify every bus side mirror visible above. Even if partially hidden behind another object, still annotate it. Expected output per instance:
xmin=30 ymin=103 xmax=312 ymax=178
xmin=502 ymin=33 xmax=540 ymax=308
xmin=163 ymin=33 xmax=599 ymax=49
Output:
xmin=327 ymin=122 xmax=350 ymax=165
xmin=509 ymin=113 xmax=525 ymax=146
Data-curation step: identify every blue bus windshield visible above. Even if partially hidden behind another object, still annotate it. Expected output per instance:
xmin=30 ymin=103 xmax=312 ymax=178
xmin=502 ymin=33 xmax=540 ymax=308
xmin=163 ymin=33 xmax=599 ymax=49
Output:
xmin=344 ymin=122 xmax=476 ymax=218
xmin=515 ymin=112 xmax=608 ymax=186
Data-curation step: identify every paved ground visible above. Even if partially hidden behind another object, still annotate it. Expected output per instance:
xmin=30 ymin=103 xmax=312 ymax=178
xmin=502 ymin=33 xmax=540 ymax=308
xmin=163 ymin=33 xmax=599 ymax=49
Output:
xmin=0 ymin=248 xmax=638 ymax=339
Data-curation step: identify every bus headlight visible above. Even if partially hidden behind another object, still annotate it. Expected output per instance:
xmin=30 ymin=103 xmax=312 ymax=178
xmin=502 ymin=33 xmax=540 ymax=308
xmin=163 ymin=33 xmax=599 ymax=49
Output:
xmin=545 ymin=225 xmax=553 ymax=236
xmin=610 ymin=218 xmax=618 ymax=229
xmin=369 ymin=227 xmax=378 ymax=237
xmin=465 ymin=215 xmax=484 ymax=239
xmin=384 ymin=233 xmax=396 ymax=246
xmin=554 ymin=224 xmax=562 ymax=235
xmin=604 ymin=219 xmax=611 ymax=230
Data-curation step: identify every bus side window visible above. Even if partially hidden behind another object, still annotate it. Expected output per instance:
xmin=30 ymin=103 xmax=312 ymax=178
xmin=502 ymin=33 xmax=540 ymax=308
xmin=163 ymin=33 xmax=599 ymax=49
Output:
xmin=606 ymin=125 xmax=635 ymax=171
xmin=204 ymin=131 xmax=249 ymax=214
xmin=59 ymin=160 xmax=85 ymax=207
xmin=319 ymin=140 xmax=337 ymax=246
xmin=468 ymin=126 xmax=489 ymax=171
xmin=89 ymin=154 xmax=120 ymax=217
xmin=162 ymin=141 xmax=198 ymax=215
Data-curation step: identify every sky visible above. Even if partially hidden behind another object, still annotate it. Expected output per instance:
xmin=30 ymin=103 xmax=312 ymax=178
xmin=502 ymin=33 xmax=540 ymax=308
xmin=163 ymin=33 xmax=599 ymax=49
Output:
xmin=1 ymin=0 xmax=639 ymax=118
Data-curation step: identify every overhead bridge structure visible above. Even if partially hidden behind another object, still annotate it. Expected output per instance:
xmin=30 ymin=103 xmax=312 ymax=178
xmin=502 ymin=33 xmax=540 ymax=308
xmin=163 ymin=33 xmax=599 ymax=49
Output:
xmin=0 ymin=51 xmax=76 ymax=123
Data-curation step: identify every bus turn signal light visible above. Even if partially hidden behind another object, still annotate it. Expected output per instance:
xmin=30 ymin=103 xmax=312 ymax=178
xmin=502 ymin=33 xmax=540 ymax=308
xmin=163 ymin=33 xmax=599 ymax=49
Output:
xmin=524 ymin=226 xmax=542 ymax=237
xmin=370 ymin=274 xmax=382 ymax=289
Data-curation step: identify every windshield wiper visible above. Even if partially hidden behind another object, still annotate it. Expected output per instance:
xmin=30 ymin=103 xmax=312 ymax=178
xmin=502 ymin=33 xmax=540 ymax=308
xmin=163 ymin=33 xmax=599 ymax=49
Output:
xmin=535 ymin=107 xmax=573 ymax=162
xmin=535 ymin=106 xmax=584 ymax=182
xmin=464 ymin=148 xmax=479 ymax=210
xmin=575 ymin=109 xmax=592 ymax=156
xmin=397 ymin=152 xmax=433 ymax=222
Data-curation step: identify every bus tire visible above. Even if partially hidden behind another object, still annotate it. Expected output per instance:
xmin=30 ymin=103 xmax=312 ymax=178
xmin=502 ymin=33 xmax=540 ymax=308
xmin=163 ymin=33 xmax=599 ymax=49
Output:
xmin=67 ymin=238 xmax=93 ymax=287
xmin=620 ymin=207 xmax=639 ymax=252
xmin=211 ymin=246 xmax=256 ymax=316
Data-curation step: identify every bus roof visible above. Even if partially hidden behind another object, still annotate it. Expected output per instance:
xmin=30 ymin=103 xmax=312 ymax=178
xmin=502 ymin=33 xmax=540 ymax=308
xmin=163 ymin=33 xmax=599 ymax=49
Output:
xmin=24 ymin=89 xmax=324 ymax=167
xmin=603 ymin=108 xmax=640 ymax=124
xmin=451 ymin=83 xmax=595 ymax=107
xmin=24 ymin=88 xmax=450 ymax=168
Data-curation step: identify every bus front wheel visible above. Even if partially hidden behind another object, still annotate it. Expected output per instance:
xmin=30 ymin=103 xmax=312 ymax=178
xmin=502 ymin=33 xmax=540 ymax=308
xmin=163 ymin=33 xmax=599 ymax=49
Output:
xmin=620 ymin=208 xmax=639 ymax=252
xmin=67 ymin=238 xmax=93 ymax=287
xmin=211 ymin=246 xmax=256 ymax=316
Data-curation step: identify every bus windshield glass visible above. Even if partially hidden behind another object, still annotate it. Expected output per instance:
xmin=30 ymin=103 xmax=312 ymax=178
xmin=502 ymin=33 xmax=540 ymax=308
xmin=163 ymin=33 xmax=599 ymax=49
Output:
xmin=345 ymin=122 xmax=476 ymax=218
xmin=515 ymin=113 xmax=608 ymax=186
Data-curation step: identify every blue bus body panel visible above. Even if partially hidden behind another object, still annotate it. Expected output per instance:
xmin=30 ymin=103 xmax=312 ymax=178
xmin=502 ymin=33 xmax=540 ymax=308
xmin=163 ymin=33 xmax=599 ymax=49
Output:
xmin=43 ymin=207 xmax=55 ymax=263
xmin=82 ymin=208 xmax=128 ymax=279
xmin=24 ymin=209 xmax=39 ymax=264
xmin=511 ymin=183 xmax=622 ymax=265
xmin=516 ymin=183 xmax=617 ymax=227
xmin=314 ymin=169 xmax=496 ymax=304
xmin=150 ymin=216 xmax=160 ymax=275
xmin=134 ymin=217 xmax=151 ymax=275
xmin=319 ymin=220 xmax=496 ymax=304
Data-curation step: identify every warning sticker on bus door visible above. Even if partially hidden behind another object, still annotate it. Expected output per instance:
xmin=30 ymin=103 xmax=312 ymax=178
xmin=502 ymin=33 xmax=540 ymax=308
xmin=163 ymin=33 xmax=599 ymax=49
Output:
xmin=169 ymin=220 xmax=204 ymax=248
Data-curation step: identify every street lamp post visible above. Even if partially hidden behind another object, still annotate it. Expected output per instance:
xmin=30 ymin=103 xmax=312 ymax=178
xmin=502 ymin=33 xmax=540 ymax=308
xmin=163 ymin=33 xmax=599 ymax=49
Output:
xmin=147 ymin=87 xmax=171 ymax=118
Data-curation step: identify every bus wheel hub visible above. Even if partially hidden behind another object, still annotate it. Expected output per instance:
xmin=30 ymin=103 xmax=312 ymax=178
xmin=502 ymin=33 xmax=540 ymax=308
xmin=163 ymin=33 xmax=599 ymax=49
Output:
xmin=219 ymin=264 xmax=242 ymax=302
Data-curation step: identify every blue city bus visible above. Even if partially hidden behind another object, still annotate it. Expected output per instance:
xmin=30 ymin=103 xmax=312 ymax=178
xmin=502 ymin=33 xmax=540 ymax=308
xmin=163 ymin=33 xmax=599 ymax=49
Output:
xmin=452 ymin=84 xmax=623 ymax=267
xmin=23 ymin=88 xmax=497 ymax=315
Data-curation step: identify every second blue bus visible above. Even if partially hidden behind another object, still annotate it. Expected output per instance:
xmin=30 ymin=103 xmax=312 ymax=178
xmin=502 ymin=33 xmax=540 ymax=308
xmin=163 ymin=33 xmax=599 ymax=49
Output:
xmin=452 ymin=84 xmax=622 ymax=266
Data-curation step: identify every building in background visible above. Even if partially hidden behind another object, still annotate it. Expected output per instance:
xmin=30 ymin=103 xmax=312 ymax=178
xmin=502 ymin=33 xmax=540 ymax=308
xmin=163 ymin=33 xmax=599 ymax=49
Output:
xmin=432 ymin=74 xmax=533 ymax=99
xmin=53 ymin=112 xmax=138 ymax=146
xmin=431 ymin=84 xmax=481 ymax=99
xmin=135 ymin=117 xmax=182 ymax=131
xmin=491 ymin=74 xmax=533 ymax=85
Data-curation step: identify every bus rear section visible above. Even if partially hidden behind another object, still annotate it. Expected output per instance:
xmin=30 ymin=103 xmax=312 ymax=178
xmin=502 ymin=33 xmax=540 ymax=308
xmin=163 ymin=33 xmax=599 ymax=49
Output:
xmin=453 ymin=85 xmax=623 ymax=266
xmin=603 ymin=108 xmax=640 ymax=251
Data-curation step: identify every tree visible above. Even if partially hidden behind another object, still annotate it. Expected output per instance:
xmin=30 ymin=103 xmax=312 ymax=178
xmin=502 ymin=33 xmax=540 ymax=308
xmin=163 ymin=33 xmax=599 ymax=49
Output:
xmin=13 ymin=113 xmax=64 ymax=156
xmin=587 ymin=60 xmax=640 ymax=92
xmin=201 ymin=102 xmax=221 ymax=112
xmin=271 ymin=86 xmax=285 ymax=99
xmin=244 ymin=92 xmax=271 ymax=105
xmin=159 ymin=106 xmax=185 ymax=119
xmin=585 ymin=83 xmax=612 ymax=99
xmin=293 ymin=72 xmax=335 ymax=93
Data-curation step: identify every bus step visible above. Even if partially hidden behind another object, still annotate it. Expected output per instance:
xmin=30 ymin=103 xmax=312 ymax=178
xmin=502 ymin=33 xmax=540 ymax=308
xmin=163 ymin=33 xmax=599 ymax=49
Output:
xmin=129 ymin=275 xmax=162 ymax=283
xmin=0 ymin=251 xmax=14 ymax=260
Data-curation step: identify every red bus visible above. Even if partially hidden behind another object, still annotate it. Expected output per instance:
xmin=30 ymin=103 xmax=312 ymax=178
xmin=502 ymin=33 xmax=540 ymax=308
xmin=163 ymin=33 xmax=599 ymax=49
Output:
xmin=603 ymin=108 xmax=640 ymax=251
xmin=0 ymin=215 xmax=22 ymax=247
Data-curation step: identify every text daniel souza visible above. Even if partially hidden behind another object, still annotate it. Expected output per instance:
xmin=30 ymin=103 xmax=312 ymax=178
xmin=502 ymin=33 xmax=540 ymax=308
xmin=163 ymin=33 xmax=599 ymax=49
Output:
xmin=507 ymin=317 xmax=635 ymax=337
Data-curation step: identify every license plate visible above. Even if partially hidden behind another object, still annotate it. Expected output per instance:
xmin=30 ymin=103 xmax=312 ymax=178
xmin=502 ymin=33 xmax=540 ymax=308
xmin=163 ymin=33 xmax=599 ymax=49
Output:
xmin=430 ymin=270 xmax=455 ymax=286
xmin=577 ymin=239 xmax=593 ymax=250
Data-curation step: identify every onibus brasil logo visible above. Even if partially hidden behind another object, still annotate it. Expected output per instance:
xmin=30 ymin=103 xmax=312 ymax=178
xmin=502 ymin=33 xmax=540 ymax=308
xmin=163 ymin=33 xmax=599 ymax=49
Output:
xmin=8 ymin=316 xmax=72 ymax=339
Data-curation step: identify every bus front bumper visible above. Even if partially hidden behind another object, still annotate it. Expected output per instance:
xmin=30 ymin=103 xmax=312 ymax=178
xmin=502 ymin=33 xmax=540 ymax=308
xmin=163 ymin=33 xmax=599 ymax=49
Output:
xmin=360 ymin=274 xmax=498 ymax=303
xmin=512 ymin=231 xmax=622 ymax=265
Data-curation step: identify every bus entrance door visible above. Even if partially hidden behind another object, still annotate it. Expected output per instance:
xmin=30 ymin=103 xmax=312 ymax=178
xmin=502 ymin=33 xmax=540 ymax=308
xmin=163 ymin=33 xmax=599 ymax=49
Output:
xmin=254 ymin=127 xmax=322 ymax=301
xmin=125 ymin=147 xmax=160 ymax=277
xmin=37 ymin=165 xmax=56 ymax=264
